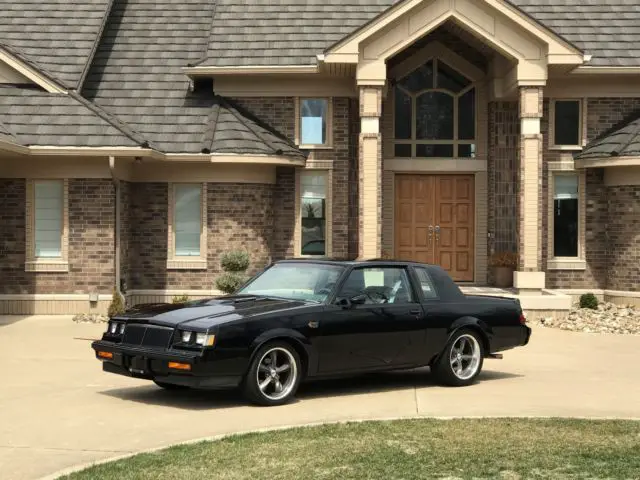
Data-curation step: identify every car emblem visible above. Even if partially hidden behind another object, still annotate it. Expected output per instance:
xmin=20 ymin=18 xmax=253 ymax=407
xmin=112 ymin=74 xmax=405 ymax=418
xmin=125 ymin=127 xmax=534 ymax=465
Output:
xmin=308 ymin=321 xmax=319 ymax=329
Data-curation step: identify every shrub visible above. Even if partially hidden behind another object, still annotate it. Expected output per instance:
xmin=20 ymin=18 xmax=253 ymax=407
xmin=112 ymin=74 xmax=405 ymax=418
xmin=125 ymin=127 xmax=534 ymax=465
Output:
xmin=580 ymin=293 xmax=599 ymax=310
xmin=215 ymin=272 xmax=247 ymax=294
xmin=220 ymin=250 xmax=250 ymax=273
xmin=172 ymin=294 xmax=189 ymax=304
xmin=107 ymin=287 xmax=125 ymax=318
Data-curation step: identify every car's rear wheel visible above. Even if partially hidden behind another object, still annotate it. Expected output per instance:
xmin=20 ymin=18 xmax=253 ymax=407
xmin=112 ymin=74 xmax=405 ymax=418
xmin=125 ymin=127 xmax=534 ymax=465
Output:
xmin=432 ymin=329 xmax=484 ymax=387
xmin=153 ymin=380 xmax=190 ymax=390
xmin=243 ymin=341 xmax=302 ymax=406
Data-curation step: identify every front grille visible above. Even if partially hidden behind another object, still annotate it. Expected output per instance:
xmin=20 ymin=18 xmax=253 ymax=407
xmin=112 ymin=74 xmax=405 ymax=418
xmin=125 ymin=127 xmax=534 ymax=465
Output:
xmin=122 ymin=325 xmax=173 ymax=348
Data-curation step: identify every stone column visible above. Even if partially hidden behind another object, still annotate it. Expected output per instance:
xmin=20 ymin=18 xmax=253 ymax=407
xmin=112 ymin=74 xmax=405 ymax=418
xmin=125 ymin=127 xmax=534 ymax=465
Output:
xmin=514 ymin=86 xmax=545 ymax=294
xmin=358 ymin=86 xmax=383 ymax=259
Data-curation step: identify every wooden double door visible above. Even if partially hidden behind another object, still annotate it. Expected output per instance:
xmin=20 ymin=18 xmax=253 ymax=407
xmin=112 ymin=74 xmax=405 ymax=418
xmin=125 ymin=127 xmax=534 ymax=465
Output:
xmin=395 ymin=174 xmax=475 ymax=282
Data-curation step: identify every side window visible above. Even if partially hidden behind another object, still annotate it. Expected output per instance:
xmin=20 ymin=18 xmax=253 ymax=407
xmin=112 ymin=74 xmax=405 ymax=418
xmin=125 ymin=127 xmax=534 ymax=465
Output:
xmin=415 ymin=267 xmax=438 ymax=299
xmin=338 ymin=267 xmax=414 ymax=304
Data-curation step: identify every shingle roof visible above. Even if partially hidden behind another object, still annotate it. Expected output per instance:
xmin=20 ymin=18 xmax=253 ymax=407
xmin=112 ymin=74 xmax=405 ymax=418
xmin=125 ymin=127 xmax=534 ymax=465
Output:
xmin=0 ymin=0 xmax=114 ymax=89
xmin=0 ymin=85 xmax=147 ymax=148
xmin=0 ymin=119 xmax=21 ymax=145
xmin=199 ymin=0 xmax=640 ymax=67
xmin=202 ymin=97 xmax=304 ymax=157
xmin=515 ymin=1 xmax=640 ymax=67
xmin=576 ymin=111 xmax=640 ymax=160
xmin=83 ymin=0 xmax=304 ymax=157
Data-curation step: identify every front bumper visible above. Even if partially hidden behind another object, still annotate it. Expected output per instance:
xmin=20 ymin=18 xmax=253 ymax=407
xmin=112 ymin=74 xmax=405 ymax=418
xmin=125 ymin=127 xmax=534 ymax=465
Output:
xmin=91 ymin=340 xmax=241 ymax=389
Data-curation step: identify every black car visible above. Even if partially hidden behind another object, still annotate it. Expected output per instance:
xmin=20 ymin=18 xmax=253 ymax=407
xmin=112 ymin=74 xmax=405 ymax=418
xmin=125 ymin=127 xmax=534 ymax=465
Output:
xmin=92 ymin=259 xmax=531 ymax=406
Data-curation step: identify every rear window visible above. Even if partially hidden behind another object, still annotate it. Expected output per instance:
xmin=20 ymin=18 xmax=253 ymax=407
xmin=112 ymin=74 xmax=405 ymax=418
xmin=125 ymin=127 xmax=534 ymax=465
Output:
xmin=414 ymin=267 xmax=438 ymax=299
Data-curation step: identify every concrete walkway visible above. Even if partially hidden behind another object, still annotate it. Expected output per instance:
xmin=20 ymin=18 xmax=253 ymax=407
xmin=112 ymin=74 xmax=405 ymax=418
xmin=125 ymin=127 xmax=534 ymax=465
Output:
xmin=1 ymin=316 xmax=638 ymax=480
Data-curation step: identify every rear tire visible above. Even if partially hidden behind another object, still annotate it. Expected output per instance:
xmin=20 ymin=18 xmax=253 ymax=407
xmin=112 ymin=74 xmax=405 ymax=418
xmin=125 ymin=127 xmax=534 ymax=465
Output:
xmin=153 ymin=380 xmax=190 ymax=390
xmin=243 ymin=341 xmax=302 ymax=406
xmin=432 ymin=328 xmax=484 ymax=387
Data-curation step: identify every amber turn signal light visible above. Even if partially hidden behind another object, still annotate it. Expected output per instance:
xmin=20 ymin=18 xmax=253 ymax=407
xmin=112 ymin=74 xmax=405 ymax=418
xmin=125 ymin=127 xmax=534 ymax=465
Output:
xmin=97 ymin=351 xmax=113 ymax=360
xmin=168 ymin=362 xmax=191 ymax=371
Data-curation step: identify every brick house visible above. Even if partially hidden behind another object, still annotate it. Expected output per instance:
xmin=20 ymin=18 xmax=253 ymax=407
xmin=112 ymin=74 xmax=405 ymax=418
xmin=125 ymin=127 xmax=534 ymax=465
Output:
xmin=1 ymin=0 xmax=639 ymax=314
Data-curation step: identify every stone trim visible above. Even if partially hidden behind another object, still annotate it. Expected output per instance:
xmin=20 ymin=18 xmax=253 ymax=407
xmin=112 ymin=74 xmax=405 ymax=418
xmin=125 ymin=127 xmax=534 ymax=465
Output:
xmin=166 ymin=182 xmax=208 ymax=270
xmin=24 ymin=178 xmax=69 ymax=273
xmin=294 ymin=96 xmax=334 ymax=149
xmin=546 ymin=162 xmax=587 ymax=271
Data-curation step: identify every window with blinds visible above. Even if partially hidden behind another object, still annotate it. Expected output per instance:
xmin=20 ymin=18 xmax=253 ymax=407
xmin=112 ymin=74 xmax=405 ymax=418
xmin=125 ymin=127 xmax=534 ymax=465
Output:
xmin=174 ymin=184 xmax=202 ymax=257
xmin=34 ymin=180 xmax=63 ymax=258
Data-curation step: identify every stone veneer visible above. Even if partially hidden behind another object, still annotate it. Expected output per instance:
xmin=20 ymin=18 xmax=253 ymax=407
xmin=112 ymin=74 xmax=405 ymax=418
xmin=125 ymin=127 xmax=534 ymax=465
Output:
xmin=127 ymin=182 xmax=275 ymax=291
xmin=606 ymin=185 xmax=640 ymax=291
xmin=0 ymin=178 xmax=115 ymax=295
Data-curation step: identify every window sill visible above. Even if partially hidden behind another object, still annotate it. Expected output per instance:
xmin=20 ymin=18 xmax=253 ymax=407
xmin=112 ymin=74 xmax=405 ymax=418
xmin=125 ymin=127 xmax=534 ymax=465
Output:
xmin=166 ymin=259 xmax=208 ymax=270
xmin=299 ymin=144 xmax=333 ymax=151
xmin=25 ymin=260 xmax=69 ymax=273
xmin=547 ymin=259 xmax=586 ymax=271
xmin=549 ymin=145 xmax=583 ymax=152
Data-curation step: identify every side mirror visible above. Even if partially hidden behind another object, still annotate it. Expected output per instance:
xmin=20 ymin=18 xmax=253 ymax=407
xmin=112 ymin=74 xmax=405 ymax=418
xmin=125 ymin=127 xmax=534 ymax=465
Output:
xmin=336 ymin=297 xmax=352 ymax=309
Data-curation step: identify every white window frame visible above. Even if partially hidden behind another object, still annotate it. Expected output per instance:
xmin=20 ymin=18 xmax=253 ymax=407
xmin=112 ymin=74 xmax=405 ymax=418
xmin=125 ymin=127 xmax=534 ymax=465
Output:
xmin=295 ymin=97 xmax=333 ymax=149
xmin=296 ymin=169 xmax=332 ymax=257
xmin=547 ymin=163 xmax=586 ymax=270
xmin=25 ymin=179 xmax=69 ymax=272
xmin=549 ymin=98 xmax=585 ymax=150
xmin=167 ymin=182 xmax=207 ymax=270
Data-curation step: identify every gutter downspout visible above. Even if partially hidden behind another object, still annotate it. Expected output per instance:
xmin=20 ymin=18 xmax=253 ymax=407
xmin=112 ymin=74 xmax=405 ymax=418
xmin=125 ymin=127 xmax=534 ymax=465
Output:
xmin=108 ymin=156 xmax=124 ymax=305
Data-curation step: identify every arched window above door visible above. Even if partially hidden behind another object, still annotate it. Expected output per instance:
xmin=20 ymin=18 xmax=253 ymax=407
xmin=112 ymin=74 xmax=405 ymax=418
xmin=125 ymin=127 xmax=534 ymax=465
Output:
xmin=393 ymin=58 xmax=476 ymax=158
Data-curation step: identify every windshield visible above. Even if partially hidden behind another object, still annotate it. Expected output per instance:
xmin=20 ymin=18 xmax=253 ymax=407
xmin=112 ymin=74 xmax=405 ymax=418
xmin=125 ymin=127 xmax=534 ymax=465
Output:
xmin=238 ymin=263 xmax=345 ymax=302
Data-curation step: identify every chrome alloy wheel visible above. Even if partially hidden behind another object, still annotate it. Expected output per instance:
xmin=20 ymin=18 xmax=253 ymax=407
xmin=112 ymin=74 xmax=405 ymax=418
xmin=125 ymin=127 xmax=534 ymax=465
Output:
xmin=256 ymin=347 xmax=298 ymax=401
xmin=449 ymin=334 xmax=481 ymax=380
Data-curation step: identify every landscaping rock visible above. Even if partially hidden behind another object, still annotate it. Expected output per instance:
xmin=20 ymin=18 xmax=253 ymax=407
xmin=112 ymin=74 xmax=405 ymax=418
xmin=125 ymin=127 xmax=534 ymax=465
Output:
xmin=72 ymin=313 xmax=109 ymax=323
xmin=530 ymin=302 xmax=640 ymax=335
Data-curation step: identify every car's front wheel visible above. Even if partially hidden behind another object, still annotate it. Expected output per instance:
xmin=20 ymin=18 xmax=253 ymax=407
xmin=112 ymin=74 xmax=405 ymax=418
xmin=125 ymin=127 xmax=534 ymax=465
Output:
xmin=432 ymin=329 xmax=484 ymax=387
xmin=243 ymin=341 xmax=302 ymax=406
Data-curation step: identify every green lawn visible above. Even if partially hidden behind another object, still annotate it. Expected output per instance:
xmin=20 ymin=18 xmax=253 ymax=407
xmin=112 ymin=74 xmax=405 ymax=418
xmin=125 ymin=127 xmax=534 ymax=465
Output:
xmin=62 ymin=419 xmax=640 ymax=480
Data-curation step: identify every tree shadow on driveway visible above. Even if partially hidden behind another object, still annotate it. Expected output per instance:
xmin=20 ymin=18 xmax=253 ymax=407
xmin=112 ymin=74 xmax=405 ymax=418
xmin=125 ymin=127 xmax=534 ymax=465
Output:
xmin=96 ymin=367 xmax=521 ymax=410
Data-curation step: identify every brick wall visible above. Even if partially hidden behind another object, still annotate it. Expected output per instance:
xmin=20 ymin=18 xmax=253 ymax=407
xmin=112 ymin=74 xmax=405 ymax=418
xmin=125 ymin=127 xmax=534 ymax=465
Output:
xmin=606 ymin=185 xmax=640 ymax=291
xmin=120 ymin=180 xmax=130 ymax=291
xmin=541 ymin=98 xmax=640 ymax=289
xmin=128 ymin=182 xmax=275 ymax=290
xmin=487 ymin=101 xmax=519 ymax=256
xmin=0 ymin=179 xmax=29 ymax=294
xmin=233 ymin=96 xmax=356 ymax=260
xmin=0 ymin=178 xmax=115 ymax=295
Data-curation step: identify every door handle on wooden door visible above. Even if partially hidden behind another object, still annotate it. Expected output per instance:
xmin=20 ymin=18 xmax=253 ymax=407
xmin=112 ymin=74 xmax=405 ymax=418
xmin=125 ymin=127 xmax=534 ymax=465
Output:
xmin=428 ymin=225 xmax=434 ymax=246
xmin=434 ymin=225 xmax=440 ymax=244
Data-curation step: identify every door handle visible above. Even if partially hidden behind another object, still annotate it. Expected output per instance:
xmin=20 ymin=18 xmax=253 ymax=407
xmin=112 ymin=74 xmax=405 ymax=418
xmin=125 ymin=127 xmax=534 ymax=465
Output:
xmin=409 ymin=309 xmax=422 ymax=318
xmin=434 ymin=225 xmax=440 ymax=245
xmin=428 ymin=225 xmax=434 ymax=246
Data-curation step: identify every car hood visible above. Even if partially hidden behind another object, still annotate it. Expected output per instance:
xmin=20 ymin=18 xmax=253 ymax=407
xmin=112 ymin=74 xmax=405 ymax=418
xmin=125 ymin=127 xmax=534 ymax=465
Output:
xmin=113 ymin=295 xmax=311 ymax=329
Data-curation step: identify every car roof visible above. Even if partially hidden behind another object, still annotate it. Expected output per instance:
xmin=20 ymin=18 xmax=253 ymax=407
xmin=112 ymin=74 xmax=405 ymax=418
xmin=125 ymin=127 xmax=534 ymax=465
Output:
xmin=274 ymin=258 xmax=436 ymax=268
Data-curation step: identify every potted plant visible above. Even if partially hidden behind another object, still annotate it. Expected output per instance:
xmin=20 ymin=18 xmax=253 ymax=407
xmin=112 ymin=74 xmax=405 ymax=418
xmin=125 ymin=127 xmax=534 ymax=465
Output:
xmin=489 ymin=252 xmax=518 ymax=288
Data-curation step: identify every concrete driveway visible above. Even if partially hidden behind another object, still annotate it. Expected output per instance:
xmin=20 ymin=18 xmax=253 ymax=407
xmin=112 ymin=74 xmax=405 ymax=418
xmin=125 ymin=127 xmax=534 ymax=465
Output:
xmin=1 ymin=316 xmax=639 ymax=480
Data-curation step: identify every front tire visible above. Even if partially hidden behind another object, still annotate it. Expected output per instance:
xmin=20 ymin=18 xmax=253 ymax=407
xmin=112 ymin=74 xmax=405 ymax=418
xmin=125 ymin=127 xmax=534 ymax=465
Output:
xmin=432 ymin=329 xmax=484 ymax=387
xmin=243 ymin=341 xmax=302 ymax=406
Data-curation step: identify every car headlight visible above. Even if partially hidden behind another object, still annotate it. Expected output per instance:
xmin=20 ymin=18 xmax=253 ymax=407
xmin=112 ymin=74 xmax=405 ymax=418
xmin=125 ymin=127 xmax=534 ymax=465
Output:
xmin=107 ymin=321 xmax=125 ymax=336
xmin=177 ymin=330 xmax=215 ymax=347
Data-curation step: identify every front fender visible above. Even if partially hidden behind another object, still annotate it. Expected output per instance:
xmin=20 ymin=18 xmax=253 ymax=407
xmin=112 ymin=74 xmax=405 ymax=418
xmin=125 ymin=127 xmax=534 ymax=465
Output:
xmin=249 ymin=328 xmax=315 ymax=376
